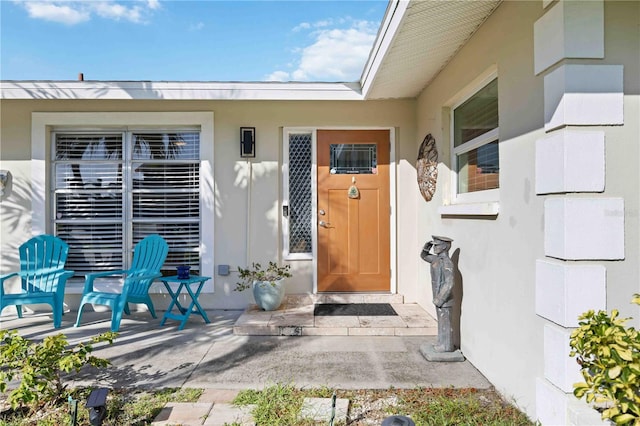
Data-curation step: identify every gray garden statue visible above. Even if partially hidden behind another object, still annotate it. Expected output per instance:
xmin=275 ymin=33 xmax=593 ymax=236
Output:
xmin=419 ymin=235 xmax=464 ymax=362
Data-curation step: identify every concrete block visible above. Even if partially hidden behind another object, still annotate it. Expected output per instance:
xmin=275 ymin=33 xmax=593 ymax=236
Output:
xmin=269 ymin=313 xmax=314 ymax=327
xmin=420 ymin=344 xmax=465 ymax=362
xmin=358 ymin=316 xmax=407 ymax=328
xmin=535 ymin=130 xmax=605 ymax=194
xmin=536 ymin=378 xmax=570 ymax=426
xmin=544 ymin=323 xmax=583 ymax=393
xmin=203 ymin=403 xmax=255 ymax=426
xmin=302 ymin=327 xmax=349 ymax=336
xmin=534 ymin=0 xmax=604 ymax=74
xmin=300 ymin=397 xmax=349 ymax=423
xmin=536 ymin=259 xmax=606 ymax=327
xmin=363 ymin=294 xmax=404 ymax=304
xmin=198 ymin=389 xmax=240 ymax=404
xmin=544 ymin=198 xmax=624 ymax=260
xmin=318 ymin=294 xmax=365 ymax=304
xmin=545 ymin=65 xmax=623 ymax=131
xmin=567 ymin=398 xmax=609 ymax=426
xmin=152 ymin=402 xmax=213 ymax=425
xmin=348 ymin=327 xmax=395 ymax=336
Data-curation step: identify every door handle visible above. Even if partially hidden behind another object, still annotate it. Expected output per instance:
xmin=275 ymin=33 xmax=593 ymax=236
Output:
xmin=319 ymin=220 xmax=331 ymax=228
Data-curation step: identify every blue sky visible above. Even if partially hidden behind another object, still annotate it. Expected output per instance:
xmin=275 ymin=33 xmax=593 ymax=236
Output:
xmin=1 ymin=0 xmax=387 ymax=82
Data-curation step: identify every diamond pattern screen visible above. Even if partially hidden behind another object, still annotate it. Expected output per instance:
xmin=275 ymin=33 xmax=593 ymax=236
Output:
xmin=288 ymin=133 xmax=312 ymax=254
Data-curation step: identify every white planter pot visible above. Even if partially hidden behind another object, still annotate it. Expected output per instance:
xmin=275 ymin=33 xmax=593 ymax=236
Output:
xmin=252 ymin=278 xmax=285 ymax=311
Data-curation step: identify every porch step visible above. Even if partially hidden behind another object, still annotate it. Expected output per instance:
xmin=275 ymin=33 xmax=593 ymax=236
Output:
xmin=232 ymin=294 xmax=437 ymax=337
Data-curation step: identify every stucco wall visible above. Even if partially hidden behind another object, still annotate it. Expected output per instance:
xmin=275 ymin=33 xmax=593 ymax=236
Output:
xmin=0 ymin=98 xmax=416 ymax=310
xmin=413 ymin=0 xmax=639 ymax=420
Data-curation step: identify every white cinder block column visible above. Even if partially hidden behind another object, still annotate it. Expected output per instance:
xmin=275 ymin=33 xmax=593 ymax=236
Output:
xmin=544 ymin=324 xmax=583 ymax=393
xmin=535 ymin=130 xmax=605 ymax=194
xmin=534 ymin=0 xmax=604 ymax=74
xmin=544 ymin=198 xmax=625 ymax=260
xmin=536 ymin=378 xmax=571 ymax=426
xmin=544 ymin=64 xmax=623 ymax=131
xmin=533 ymin=1 xmax=624 ymax=423
xmin=535 ymin=259 xmax=606 ymax=327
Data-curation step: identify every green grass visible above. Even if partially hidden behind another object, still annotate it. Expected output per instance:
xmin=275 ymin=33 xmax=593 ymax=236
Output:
xmin=386 ymin=387 xmax=533 ymax=426
xmin=1 ymin=384 xmax=534 ymax=425
xmin=233 ymin=383 xmax=308 ymax=425
xmin=0 ymin=387 xmax=203 ymax=426
xmin=232 ymin=384 xmax=535 ymax=426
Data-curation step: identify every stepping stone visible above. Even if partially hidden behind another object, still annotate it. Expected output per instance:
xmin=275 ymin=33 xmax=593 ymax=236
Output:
xmin=152 ymin=402 xmax=213 ymax=425
xmin=300 ymin=397 xmax=349 ymax=423
xmin=198 ymin=389 xmax=240 ymax=404
xmin=203 ymin=403 xmax=255 ymax=426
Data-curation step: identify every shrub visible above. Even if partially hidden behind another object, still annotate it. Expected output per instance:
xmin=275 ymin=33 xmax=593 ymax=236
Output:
xmin=0 ymin=329 xmax=116 ymax=412
xmin=235 ymin=261 xmax=292 ymax=292
xmin=569 ymin=294 xmax=640 ymax=425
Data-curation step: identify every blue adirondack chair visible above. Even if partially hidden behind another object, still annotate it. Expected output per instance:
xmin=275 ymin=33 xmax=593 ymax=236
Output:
xmin=0 ymin=234 xmax=74 ymax=328
xmin=75 ymin=234 xmax=169 ymax=332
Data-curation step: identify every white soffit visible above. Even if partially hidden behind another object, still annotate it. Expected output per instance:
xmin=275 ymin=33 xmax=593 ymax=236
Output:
xmin=363 ymin=0 xmax=501 ymax=100
xmin=0 ymin=81 xmax=363 ymax=101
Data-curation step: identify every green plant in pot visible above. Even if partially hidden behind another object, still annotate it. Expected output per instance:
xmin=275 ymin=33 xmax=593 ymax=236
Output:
xmin=235 ymin=262 xmax=292 ymax=311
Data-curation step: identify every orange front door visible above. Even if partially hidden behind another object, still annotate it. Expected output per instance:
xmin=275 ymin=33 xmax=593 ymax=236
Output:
xmin=317 ymin=130 xmax=390 ymax=292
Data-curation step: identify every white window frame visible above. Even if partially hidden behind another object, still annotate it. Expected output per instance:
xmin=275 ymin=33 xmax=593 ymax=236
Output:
xmin=31 ymin=111 xmax=215 ymax=293
xmin=441 ymin=67 xmax=500 ymax=216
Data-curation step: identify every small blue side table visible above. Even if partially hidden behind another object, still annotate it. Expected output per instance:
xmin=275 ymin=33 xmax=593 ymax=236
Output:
xmin=159 ymin=275 xmax=211 ymax=330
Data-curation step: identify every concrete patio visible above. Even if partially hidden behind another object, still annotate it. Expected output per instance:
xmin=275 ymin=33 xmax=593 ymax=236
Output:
xmin=1 ymin=298 xmax=490 ymax=425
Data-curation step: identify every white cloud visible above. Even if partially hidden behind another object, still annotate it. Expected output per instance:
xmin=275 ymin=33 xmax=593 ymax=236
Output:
xmin=93 ymin=2 xmax=143 ymax=23
xmin=264 ymin=70 xmax=290 ymax=82
xmin=19 ymin=2 xmax=90 ymax=25
xmin=269 ymin=19 xmax=378 ymax=82
xmin=13 ymin=0 xmax=160 ymax=25
xmin=147 ymin=0 xmax=160 ymax=10
xmin=292 ymin=22 xmax=310 ymax=32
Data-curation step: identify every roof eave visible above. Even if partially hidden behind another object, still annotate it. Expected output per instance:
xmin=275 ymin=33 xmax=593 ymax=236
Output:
xmin=359 ymin=0 xmax=411 ymax=100
xmin=0 ymin=81 xmax=364 ymax=101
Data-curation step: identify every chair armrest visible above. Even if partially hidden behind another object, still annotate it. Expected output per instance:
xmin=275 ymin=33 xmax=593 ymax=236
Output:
xmin=83 ymin=270 xmax=129 ymax=294
xmin=0 ymin=272 xmax=19 ymax=295
xmin=54 ymin=270 xmax=75 ymax=294
xmin=0 ymin=272 xmax=19 ymax=284
xmin=120 ymin=272 xmax=162 ymax=298
xmin=2 ymin=269 xmax=74 ymax=295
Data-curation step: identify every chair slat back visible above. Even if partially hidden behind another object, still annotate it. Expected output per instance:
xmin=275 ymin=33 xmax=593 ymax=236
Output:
xmin=19 ymin=235 xmax=69 ymax=293
xmin=127 ymin=235 xmax=168 ymax=296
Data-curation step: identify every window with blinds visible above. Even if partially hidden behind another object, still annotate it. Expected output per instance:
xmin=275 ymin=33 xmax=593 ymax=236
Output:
xmin=52 ymin=130 xmax=201 ymax=279
xmin=452 ymin=77 xmax=499 ymax=195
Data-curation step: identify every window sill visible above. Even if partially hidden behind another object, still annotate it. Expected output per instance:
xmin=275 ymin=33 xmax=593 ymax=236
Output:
xmin=438 ymin=202 xmax=499 ymax=216
xmin=284 ymin=254 xmax=313 ymax=261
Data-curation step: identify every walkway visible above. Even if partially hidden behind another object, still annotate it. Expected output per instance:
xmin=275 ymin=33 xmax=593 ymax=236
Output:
xmin=1 ymin=300 xmax=490 ymax=425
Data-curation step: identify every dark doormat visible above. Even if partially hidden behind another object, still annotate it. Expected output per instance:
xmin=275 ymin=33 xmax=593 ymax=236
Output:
xmin=314 ymin=303 xmax=398 ymax=316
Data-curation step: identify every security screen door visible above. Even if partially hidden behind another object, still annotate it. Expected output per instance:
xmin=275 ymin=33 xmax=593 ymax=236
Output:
xmin=317 ymin=130 xmax=390 ymax=292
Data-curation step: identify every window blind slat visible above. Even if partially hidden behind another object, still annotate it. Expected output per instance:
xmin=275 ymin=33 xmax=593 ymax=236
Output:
xmin=53 ymin=130 xmax=201 ymax=276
